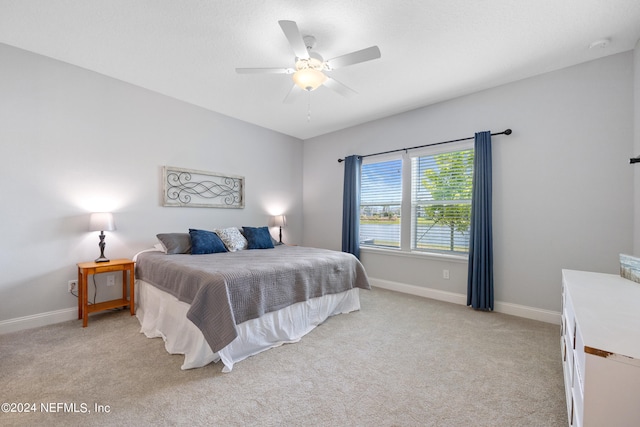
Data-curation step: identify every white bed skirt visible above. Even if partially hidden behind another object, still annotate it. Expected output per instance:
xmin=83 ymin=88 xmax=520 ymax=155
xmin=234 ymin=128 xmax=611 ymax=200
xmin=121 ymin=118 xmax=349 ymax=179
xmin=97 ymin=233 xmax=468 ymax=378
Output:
xmin=135 ymin=280 xmax=361 ymax=372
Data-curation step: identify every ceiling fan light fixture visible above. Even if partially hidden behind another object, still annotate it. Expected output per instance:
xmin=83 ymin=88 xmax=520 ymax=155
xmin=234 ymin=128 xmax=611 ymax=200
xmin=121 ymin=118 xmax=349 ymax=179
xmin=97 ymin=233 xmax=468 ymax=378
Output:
xmin=292 ymin=68 xmax=327 ymax=91
xmin=236 ymin=20 xmax=381 ymax=101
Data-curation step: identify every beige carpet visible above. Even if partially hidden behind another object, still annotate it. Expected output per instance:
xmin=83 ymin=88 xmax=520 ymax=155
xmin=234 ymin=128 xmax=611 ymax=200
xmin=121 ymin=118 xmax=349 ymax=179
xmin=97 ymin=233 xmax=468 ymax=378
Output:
xmin=0 ymin=288 xmax=566 ymax=426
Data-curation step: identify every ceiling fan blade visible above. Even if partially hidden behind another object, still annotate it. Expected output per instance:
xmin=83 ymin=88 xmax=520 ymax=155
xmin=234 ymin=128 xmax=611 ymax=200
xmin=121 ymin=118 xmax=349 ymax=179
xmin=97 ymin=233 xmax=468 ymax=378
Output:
xmin=325 ymin=46 xmax=381 ymax=70
xmin=278 ymin=20 xmax=309 ymax=59
xmin=236 ymin=67 xmax=294 ymax=74
xmin=323 ymin=76 xmax=358 ymax=98
xmin=283 ymin=84 xmax=304 ymax=104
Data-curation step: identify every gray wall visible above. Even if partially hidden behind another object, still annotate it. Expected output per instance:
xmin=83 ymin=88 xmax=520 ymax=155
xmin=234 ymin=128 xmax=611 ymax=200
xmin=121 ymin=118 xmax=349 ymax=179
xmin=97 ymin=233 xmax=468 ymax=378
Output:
xmin=1 ymin=41 xmax=637 ymax=326
xmin=0 ymin=43 xmax=303 ymax=323
xmin=303 ymin=51 xmax=635 ymax=313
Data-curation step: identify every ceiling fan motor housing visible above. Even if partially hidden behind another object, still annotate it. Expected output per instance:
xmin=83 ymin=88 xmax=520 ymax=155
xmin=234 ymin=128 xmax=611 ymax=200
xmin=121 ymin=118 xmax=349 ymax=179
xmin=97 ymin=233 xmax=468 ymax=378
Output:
xmin=295 ymin=52 xmax=324 ymax=71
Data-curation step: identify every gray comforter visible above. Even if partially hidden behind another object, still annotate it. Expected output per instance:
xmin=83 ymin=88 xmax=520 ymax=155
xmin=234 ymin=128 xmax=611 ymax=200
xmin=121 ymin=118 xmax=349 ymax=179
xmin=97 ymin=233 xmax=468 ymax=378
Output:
xmin=135 ymin=245 xmax=370 ymax=352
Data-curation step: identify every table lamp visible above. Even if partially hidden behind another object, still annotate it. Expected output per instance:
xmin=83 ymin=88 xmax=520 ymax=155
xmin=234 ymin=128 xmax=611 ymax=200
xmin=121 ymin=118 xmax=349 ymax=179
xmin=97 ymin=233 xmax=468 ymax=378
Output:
xmin=273 ymin=215 xmax=286 ymax=244
xmin=89 ymin=212 xmax=115 ymax=263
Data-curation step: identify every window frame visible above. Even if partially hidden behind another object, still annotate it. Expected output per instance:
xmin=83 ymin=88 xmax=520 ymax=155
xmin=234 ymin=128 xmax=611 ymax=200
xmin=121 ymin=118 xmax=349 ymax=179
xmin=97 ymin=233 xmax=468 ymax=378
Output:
xmin=359 ymin=141 xmax=473 ymax=260
xmin=359 ymin=153 xmax=404 ymax=250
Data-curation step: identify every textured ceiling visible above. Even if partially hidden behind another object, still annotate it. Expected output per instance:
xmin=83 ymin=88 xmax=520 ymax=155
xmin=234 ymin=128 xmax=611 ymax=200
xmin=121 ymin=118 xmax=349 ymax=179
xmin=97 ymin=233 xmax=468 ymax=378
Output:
xmin=1 ymin=1 xmax=640 ymax=140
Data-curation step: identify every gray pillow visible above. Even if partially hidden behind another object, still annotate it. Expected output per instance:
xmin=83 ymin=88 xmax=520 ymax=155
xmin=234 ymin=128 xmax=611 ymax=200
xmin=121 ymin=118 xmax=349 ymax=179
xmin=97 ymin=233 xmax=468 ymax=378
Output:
xmin=156 ymin=233 xmax=191 ymax=254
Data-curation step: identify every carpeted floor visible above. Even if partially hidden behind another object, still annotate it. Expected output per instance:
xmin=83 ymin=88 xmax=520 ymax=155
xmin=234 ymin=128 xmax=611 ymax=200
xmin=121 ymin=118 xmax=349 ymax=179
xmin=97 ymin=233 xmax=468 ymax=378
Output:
xmin=0 ymin=288 xmax=566 ymax=426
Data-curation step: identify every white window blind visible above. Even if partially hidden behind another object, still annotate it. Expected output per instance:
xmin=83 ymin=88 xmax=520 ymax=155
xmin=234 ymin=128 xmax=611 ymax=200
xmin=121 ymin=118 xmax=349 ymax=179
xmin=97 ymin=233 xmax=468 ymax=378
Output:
xmin=411 ymin=149 xmax=474 ymax=254
xmin=360 ymin=158 xmax=402 ymax=249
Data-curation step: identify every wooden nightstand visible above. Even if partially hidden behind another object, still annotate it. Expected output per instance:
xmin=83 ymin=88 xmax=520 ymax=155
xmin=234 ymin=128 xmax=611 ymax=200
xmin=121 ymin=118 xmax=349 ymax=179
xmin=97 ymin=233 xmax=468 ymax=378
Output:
xmin=77 ymin=259 xmax=135 ymax=327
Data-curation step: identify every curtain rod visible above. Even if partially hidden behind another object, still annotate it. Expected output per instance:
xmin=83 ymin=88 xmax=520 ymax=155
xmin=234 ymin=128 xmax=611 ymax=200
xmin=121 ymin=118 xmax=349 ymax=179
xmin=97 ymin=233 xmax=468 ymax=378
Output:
xmin=337 ymin=129 xmax=512 ymax=163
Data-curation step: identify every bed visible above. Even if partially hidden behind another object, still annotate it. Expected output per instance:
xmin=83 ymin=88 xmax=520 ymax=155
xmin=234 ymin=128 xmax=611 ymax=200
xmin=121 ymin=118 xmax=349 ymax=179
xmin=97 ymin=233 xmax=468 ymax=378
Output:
xmin=134 ymin=236 xmax=370 ymax=372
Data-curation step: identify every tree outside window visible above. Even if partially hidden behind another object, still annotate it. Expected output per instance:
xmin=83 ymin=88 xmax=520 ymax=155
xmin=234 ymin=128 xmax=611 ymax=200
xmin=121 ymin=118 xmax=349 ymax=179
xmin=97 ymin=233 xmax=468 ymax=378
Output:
xmin=413 ymin=149 xmax=473 ymax=253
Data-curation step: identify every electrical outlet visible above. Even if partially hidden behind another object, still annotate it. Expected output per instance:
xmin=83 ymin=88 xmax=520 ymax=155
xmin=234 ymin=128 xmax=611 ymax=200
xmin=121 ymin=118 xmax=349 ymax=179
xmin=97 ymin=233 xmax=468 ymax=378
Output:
xmin=442 ymin=269 xmax=450 ymax=280
xmin=106 ymin=275 xmax=115 ymax=287
xmin=68 ymin=280 xmax=77 ymax=293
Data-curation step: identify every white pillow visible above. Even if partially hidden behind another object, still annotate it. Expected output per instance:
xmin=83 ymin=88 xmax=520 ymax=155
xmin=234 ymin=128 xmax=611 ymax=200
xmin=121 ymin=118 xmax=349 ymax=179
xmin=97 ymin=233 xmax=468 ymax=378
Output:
xmin=214 ymin=227 xmax=247 ymax=252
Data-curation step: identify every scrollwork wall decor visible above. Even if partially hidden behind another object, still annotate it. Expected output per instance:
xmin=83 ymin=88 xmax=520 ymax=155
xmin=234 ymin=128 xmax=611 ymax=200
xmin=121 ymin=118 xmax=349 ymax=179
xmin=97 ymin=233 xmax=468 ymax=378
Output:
xmin=163 ymin=166 xmax=244 ymax=208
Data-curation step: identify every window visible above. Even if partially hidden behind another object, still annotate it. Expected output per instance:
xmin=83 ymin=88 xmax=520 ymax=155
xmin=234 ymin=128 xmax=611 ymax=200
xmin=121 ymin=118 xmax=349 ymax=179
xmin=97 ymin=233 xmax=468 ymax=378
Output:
xmin=360 ymin=144 xmax=474 ymax=255
xmin=360 ymin=158 xmax=402 ymax=248
xmin=411 ymin=148 xmax=473 ymax=254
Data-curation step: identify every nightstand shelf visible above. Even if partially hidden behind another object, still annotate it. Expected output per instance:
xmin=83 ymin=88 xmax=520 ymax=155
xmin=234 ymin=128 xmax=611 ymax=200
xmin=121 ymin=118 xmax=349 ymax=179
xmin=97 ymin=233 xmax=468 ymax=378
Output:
xmin=77 ymin=259 xmax=135 ymax=327
xmin=87 ymin=298 xmax=131 ymax=313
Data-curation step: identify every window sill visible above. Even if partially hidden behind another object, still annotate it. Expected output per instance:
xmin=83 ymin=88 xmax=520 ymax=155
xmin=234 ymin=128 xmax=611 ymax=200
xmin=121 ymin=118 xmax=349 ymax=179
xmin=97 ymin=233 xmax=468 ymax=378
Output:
xmin=360 ymin=246 xmax=468 ymax=264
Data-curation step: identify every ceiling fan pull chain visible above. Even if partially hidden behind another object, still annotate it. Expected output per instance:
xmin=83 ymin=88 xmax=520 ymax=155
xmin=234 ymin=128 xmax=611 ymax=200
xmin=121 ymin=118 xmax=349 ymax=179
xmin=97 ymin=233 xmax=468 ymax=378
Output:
xmin=307 ymin=91 xmax=312 ymax=122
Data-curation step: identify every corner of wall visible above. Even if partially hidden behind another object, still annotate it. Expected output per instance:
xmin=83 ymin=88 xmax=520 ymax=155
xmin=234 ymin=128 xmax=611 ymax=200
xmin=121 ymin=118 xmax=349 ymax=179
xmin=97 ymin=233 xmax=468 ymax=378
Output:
xmin=634 ymin=39 xmax=640 ymax=255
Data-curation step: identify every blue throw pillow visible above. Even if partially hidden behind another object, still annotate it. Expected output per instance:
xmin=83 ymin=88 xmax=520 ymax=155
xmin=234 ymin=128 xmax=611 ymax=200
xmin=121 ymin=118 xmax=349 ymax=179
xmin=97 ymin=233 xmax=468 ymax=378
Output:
xmin=242 ymin=226 xmax=275 ymax=249
xmin=188 ymin=229 xmax=228 ymax=254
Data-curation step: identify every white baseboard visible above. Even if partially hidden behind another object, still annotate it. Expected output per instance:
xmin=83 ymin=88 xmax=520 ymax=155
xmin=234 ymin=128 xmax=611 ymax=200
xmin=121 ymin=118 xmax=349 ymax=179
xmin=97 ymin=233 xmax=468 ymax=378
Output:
xmin=0 ymin=279 xmax=560 ymax=334
xmin=370 ymin=278 xmax=561 ymax=324
xmin=0 ymin=307 xmax=77 ymax=335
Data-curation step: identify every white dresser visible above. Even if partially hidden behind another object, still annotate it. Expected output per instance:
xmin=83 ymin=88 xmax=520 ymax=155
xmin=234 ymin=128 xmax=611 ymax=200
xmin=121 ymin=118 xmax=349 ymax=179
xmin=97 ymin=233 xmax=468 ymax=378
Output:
xmin=561 ymin=269 xmax=640 ymax=427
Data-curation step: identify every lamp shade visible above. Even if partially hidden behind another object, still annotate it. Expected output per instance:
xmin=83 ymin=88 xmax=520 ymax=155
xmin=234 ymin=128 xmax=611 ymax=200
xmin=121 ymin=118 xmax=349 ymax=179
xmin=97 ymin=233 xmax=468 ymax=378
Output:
xmin=89 ymin=212 xmax=116 ymax=232
xmin=292 ymin=68 xmax=326 ymax=91
xmin=273 ymin=215 xmax=287 ymax=228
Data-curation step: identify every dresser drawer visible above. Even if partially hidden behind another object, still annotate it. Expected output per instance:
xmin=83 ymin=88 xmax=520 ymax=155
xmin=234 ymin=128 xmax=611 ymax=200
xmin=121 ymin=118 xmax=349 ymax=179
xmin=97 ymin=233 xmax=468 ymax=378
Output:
xmin=562 ymin=335 xmax=573 ymax=378
xmin=573 ymin=323 xmax=585 ymax=394
xmin=562 ymin=304 xmax=575 ymax=348
xmin=571 ymin=372 xmax=584 ymax=426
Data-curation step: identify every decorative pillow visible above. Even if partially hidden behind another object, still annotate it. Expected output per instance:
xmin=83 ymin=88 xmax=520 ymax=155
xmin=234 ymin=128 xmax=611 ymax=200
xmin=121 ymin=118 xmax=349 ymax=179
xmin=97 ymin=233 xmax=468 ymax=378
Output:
xmin=242 ymin=226 xmax=275 ymax=250
xmin=214 ymin=227 xmax=247 ymax=252
xmin=156 ymin=233 xmax=192 ymax=254
xmin=188 ymin=229 xmax=228 ymax=254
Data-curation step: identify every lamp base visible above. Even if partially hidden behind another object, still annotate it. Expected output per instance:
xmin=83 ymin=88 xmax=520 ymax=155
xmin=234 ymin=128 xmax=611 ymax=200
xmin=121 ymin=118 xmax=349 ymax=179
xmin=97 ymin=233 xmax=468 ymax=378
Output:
xmin=95 ymin=232 xmax=109 ymax=263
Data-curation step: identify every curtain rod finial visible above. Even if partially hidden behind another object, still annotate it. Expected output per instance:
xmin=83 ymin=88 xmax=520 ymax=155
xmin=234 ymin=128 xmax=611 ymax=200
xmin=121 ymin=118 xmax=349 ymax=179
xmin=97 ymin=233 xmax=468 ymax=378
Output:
xmin=504 ymin=129 xmax=512 ymax=135
xmin=338 ymin=158 xmax=344 ymax=163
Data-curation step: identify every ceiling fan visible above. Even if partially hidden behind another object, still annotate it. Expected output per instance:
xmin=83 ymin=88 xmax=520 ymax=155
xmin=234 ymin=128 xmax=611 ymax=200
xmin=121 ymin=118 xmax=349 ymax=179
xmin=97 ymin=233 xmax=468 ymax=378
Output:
xmin=236 ymin=20 xmax=381 ymax=103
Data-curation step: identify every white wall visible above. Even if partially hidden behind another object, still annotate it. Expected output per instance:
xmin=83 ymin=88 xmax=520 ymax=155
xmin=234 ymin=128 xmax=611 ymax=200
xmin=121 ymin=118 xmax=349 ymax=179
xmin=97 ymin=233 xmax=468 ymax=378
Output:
xmin=0 ymin=43 xmax=303 ymax=325
xmin=303 ymin=51 xmax=635 ymax=313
